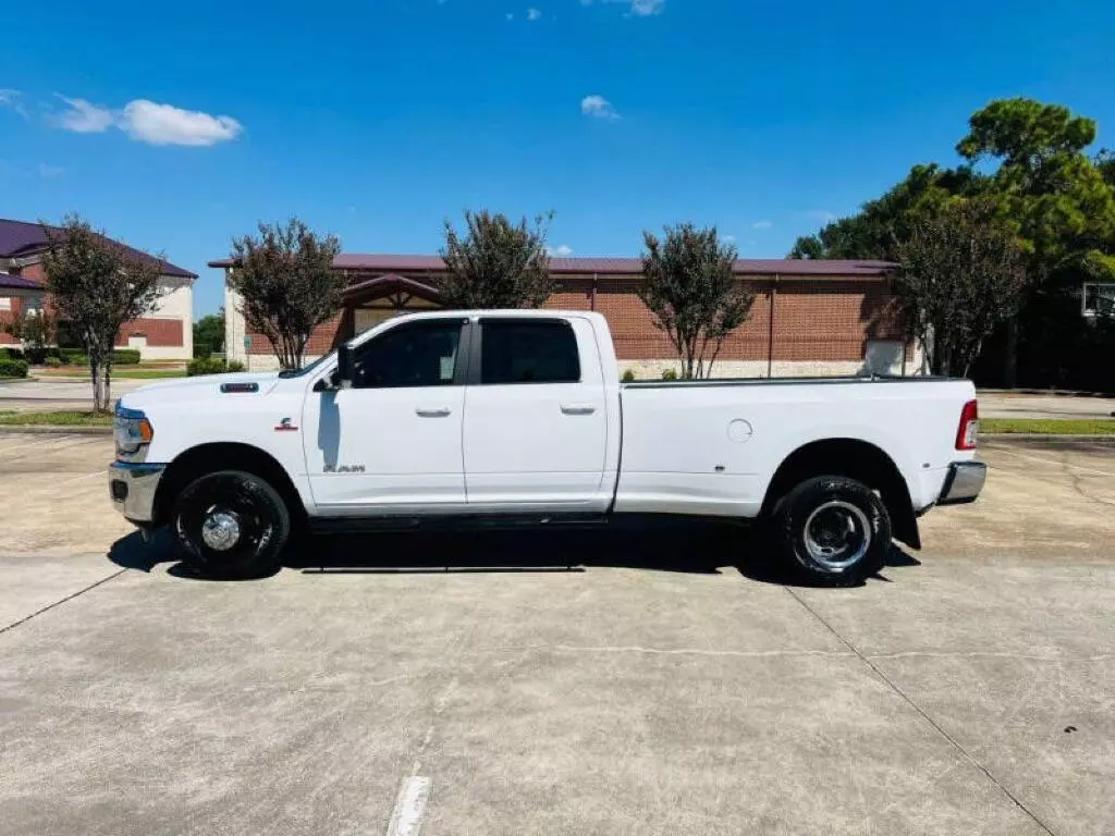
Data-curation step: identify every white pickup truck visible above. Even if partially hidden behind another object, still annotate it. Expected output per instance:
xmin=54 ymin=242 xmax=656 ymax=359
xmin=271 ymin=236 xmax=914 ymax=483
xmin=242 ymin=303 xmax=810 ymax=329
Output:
xmin=109 ymin=310 xmax=985 ymax=584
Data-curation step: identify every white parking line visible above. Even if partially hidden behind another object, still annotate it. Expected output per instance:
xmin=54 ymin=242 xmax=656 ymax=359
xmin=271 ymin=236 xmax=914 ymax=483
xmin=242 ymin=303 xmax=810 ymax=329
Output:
xmin=386 ymin=776 xmax=431 ymax=836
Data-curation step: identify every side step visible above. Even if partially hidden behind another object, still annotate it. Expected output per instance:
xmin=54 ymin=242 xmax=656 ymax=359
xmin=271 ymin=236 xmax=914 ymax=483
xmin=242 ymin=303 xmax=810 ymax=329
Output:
xmin=309 ymin=512 xmax=610 ymax=536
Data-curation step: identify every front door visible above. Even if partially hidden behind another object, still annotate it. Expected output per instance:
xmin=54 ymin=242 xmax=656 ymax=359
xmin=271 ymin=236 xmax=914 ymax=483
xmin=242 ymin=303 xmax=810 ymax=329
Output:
xmin=462 ymin=317 xmax=609 ymax=509
xmin=303 ymin=318 xmax=469 ymax=510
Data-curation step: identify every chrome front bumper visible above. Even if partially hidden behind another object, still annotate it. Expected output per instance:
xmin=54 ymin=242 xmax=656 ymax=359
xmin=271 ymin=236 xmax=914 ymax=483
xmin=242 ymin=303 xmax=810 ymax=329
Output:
xmin=937 ymin=461 xmax=987 ymax=506
xmin=108 ymin=461 xmax=166 ymax=523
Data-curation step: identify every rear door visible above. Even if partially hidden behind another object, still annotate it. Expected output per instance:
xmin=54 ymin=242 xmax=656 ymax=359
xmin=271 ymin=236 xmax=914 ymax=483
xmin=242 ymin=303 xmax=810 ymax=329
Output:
xmin=462 ymin=316 xmax=609 ymax=509
xmin=303 ymin=317 xmax=470 ymax=510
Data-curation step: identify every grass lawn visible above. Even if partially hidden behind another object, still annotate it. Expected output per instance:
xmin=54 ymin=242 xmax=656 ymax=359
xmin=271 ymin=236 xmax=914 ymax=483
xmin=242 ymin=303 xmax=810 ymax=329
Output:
xmin=0 ymin=410 xmax=113 ymax=427
xmin=982 ymin=418 xmax=1115 ymax=435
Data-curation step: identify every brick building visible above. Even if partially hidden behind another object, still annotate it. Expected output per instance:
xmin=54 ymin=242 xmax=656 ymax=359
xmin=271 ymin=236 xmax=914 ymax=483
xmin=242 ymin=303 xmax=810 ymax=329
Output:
xmin=211 ymin=253 xmax=916 ymax=377
xmin=0 ymin=218 xmax=196 ymax=360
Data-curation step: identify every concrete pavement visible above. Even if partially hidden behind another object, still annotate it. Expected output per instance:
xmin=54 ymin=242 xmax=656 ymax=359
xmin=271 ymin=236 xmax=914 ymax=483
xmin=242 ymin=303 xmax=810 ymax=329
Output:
xmin=0 ymin=435 xmax=1112 ymax=833
xmin=0 ymin=376 xmax=151 ymax=412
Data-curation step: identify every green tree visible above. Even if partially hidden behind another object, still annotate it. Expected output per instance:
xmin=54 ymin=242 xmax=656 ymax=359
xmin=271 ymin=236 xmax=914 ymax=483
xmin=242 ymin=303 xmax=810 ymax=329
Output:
xmin=897 ymin=201 xmax=1028 ymax=376
xmin=228 ymin=218 xmax=343 ymax=370
xmin=639 ymin=224 xmax=754 ymax=379
xmin=193 ymin=309 xmax=225 ymax=358
xmin=42 ymin=216 xmax=163 ymax=412
xmin=3 ymin=307 xmax=57 ymax=363
xmin=440 ymin=210 xmax=553 ymax=308
xmin=957 ymin=98 xmax=1115 ymax=384
xmin=788 ymin=164 xmax=986 ymax=260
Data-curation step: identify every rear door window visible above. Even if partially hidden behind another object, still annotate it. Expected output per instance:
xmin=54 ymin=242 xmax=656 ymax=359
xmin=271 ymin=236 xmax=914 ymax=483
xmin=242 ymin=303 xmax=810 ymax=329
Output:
xmin=480 ymin=319 xmax=580 ymax=385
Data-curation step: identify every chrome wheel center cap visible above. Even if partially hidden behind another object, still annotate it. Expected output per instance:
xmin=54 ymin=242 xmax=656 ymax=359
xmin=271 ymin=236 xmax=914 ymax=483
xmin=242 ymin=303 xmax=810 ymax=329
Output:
xmin=201 ymin=511 xmax=241 ymax=551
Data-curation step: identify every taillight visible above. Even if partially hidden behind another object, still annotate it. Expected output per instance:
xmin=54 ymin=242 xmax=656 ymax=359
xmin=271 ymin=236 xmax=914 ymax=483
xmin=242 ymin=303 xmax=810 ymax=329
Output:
xmin=956 ymin=399 xmax=979 ymax=450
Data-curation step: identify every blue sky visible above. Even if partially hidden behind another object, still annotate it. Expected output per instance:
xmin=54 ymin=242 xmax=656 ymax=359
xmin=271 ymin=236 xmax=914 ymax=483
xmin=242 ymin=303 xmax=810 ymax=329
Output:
xmin=3 ymin=0 xmax=1114 ymax=316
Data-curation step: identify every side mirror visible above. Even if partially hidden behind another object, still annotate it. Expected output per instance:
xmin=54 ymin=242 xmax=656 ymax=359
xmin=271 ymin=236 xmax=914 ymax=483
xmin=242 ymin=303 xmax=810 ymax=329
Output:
xmin=336 ymin=344 xmax=355 ymax=389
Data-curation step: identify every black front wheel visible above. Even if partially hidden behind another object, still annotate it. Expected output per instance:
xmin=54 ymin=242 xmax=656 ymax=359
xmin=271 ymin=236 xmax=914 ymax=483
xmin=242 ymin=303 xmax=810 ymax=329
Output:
xmin=172 ymin=470 xmax=290 ymax=578
xmin=773 ymin=475 xmax=891 ymax=586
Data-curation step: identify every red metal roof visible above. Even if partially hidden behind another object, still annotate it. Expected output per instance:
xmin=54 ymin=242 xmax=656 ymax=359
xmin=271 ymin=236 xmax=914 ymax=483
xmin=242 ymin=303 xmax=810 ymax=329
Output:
xmin=209 ymin=252 xmax=896 ymax=277
xmin=0 ymin=218 xmax=197 ymax=279
xmin=0 ymin=273 xmax=43 ymax=291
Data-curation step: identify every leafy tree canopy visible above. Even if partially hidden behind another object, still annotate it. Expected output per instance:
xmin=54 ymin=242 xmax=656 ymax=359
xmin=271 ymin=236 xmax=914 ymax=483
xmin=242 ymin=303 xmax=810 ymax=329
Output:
xmin=43 ymin=216 xmax=163 ymax=412
xmin=896 ymin=200 xmax=1028 ymax=377
xmin=639 ymin=224 xmax=754 ymax=379
xmin=228 ymin=218 xmax=343 ymax=370
xmin=193 ymin=309 xmax=225 ymax=358
xmin=440 ymin=210 xmax=553 ymax=309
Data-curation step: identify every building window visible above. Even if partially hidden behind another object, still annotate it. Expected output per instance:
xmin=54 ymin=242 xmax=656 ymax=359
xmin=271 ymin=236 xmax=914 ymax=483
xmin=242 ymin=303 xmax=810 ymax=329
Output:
xmin=1083 ymin=283 xmax=1115 ymax=318
xmin=0 ymin=297 xmax=10 ymax=311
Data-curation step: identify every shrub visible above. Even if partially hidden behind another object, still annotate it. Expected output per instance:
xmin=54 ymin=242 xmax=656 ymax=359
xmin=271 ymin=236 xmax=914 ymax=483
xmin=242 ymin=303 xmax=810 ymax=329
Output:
xmin=193 ymin=341 xmax=213 ymax=360
xmin=661 ymin=368 xmax=678 ymax=380
xmin=621 ymin=368 xmax=636 ymax=382
xmin=0 ymin=347 xmax=25 ymax=361
xmin=60 ymin=348 xmax=88 ymax=365
xmin=25 ymin=346 xmax=64 ymax=364
xmin=0 ymin=358 xmax=29 ymax=378
xmin=187 ymin=357 xmax=247 ymax=376
xmin=44 ymin=356 xmax=63 ymax=368
xmin=112 ymin=349 xmax=141 ymax=365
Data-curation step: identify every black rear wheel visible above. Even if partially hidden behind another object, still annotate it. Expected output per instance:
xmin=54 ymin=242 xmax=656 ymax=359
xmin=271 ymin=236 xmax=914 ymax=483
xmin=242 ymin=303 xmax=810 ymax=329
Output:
xmin=773 ymin=475 xmax=890 ymax=586
xmin=172 ymin=470 xmax=290 ymax=578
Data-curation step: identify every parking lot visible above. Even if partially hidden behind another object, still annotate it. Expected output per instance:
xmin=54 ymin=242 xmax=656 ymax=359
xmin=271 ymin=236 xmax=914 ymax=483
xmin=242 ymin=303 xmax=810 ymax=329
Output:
xmin=1 ymin=433 xmax=1113 ymax=834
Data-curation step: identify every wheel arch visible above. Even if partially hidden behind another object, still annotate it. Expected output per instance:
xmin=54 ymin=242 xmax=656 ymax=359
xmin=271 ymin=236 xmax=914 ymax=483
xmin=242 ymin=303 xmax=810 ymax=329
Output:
xmin=761 ymin=437 xmax=920 ymax=549
xmin=153 ymin=442 xmax=306 ymax=528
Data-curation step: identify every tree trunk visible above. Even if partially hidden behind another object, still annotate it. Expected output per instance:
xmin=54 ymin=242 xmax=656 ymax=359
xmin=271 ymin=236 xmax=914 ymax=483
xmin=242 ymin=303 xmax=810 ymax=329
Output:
xmin=1003 ymin=316 xmax=1018 ymax=388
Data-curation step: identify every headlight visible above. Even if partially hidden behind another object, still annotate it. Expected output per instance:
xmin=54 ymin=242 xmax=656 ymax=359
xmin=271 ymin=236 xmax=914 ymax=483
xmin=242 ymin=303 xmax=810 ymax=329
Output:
xmin=114 ymin=405 xmax=154 ymax=458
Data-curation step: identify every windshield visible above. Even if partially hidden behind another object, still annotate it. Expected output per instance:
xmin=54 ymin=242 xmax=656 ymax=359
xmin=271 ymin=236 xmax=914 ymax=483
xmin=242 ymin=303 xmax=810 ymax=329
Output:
xmin=277 ymin=352 xmax=333 ymax=379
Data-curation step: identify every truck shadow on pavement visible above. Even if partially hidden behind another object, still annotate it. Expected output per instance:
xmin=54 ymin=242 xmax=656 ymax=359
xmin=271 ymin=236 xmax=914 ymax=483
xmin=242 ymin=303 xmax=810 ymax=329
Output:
xmin=107 ymin=520 xmax=920 ymax=588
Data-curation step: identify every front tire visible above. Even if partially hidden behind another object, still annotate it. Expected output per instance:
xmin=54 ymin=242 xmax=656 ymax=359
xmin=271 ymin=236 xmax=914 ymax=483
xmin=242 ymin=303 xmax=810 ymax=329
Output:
xmin=172 ymin=470 xmax=290 ymax=578
xmin=773 ymin=475 xmax=890 ymax=586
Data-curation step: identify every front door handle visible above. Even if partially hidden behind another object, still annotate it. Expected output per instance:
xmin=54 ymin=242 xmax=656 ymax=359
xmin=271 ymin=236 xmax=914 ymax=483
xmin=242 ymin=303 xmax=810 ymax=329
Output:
xmin=415 ymin=406 xmax=451 ymax=417
xmin=560 ymin=403 xmax=597 ymax=415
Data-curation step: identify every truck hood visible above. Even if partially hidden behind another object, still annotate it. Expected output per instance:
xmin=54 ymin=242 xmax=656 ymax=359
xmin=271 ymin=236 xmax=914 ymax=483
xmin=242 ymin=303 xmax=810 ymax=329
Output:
xmin=121 ymin=371 xmax=282 ymax=409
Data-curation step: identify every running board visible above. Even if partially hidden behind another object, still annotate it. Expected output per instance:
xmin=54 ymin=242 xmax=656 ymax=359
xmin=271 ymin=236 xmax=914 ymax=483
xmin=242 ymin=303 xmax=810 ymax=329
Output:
xmin=309 ymin=512 xmax=610 ymax=536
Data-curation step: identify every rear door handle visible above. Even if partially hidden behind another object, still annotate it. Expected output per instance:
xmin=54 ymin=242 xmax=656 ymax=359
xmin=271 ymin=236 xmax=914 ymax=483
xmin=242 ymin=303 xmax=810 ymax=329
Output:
xmin=415 ymin=406 xmax=451 ymax=417
xmin=560 ymin=403 xmax=597 ymax=415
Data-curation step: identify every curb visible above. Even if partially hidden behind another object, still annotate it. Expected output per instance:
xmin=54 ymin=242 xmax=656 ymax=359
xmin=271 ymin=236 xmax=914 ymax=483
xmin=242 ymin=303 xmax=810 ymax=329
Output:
xmin=0 ymin=425 xmax=112 ymax=435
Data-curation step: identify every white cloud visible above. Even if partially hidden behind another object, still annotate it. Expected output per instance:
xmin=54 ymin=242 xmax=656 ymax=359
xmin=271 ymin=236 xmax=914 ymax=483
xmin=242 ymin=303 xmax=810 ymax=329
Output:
xmin=54 ymin=95 xmax=114 ymax=133
xmin=751 ymin=220 xmax=773 ymax=230
xmin=547 ymin=244 xmax=574 ymax=257
xmin=52 ymin=94 xmax=242 ymax=147
xmin=119 ymin=99 xmax=242 ymax=146
xmin=722 ymin=235 xmax=736 ymax=243
xmin=581 ymin=94 xmax=620 ymax=120
xmin=38 ymin=163 xmax=64 ymax=178
xmin=580 ymin=0 xmax=665 ymax=15
xmin=527 ymin=7 xmax=542 ymax=20
xmin=0 ymin=89 xmax=28 ymax=119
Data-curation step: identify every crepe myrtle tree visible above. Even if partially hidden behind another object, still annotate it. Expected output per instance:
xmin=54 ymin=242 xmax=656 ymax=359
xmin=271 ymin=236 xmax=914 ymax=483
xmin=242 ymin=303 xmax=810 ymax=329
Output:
xmin=440 ymin=210 xmax=553 ymax=308
xmin=3 ymin=306 xmax=57 ymax=363
xmin=228 ymin=218 xmax=343 ymax=370
xmin=639 ymin=224 xmax=754 ymax=379
xmin=897 ymin=200 xmax=1029 ymax=377
xmin=42 ymin=216 xmax=163 ymax=413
